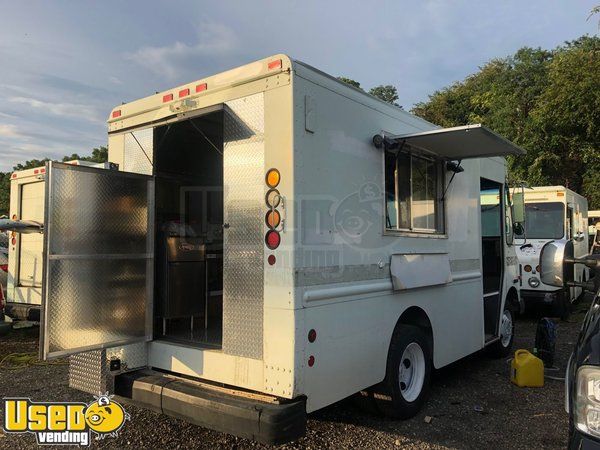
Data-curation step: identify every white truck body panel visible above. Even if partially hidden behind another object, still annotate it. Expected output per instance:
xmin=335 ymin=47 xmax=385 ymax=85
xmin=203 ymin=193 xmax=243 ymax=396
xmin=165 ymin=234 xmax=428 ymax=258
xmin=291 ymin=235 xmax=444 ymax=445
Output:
xmin=41 ymin=55 xmax=522 ymax=415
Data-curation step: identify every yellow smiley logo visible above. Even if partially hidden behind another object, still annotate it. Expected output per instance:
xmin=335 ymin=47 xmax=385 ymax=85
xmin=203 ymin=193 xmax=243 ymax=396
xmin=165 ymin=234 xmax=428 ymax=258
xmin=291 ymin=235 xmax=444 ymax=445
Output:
xmin=84 ymin=396 xmax=127 ymax=435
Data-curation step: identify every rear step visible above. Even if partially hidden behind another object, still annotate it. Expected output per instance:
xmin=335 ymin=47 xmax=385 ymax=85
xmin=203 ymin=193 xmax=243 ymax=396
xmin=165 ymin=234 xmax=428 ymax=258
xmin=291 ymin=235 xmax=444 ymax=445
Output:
xmin=114 ymin=369 xmax=306 ymax=445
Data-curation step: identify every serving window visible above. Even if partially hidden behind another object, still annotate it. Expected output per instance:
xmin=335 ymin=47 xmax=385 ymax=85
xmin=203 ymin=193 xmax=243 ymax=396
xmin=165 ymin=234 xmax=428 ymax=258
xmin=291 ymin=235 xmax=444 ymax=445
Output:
xmin=385 ymin=149 xmax=445 ymax=234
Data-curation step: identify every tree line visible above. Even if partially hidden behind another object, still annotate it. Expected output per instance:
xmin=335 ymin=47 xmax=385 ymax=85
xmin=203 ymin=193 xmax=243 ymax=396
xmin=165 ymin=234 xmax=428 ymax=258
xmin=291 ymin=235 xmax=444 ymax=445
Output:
xmin=340 ymin=35 xmax=600 ymax=209
xmin=0 ymin=34 xmax=598 ymax=214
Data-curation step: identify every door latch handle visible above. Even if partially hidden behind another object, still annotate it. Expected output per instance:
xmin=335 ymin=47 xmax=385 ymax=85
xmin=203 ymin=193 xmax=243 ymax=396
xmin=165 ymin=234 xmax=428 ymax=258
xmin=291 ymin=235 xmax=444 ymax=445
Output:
xmin=222 ymin=223 xmax=230 ymax=229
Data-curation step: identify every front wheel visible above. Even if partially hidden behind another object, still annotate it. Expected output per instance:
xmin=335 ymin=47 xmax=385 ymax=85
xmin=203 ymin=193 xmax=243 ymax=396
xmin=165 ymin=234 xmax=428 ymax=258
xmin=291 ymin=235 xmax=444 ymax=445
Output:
xmin=487 ymin=307 xmax=514 ymax=358
xmin=373 ymin=325 xmax=432 ymax=419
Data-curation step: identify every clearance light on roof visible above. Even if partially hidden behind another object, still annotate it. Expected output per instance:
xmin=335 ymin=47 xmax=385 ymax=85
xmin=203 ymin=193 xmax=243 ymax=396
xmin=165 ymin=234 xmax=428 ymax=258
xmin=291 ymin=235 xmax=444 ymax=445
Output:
xmin=112 ymin=110 xmax=121 ymax=118
xmin=179 ymin=88 xmax=190 ymax=98
xmin=162 ymin=93 xmax=173 ymax=103
xmin=268 ymin=59 xmax=282 ymax=70
xmin=196 ymin=83 xmax=207 ymax=93
xmin=557 ymin=192 xmax=565 ymax=197
xmin=11 ymin=173 xmax=16 ymax=179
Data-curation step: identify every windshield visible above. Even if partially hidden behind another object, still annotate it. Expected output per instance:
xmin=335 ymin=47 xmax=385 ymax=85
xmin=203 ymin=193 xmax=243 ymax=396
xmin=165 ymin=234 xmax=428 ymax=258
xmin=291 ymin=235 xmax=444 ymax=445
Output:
xmin=515 ymin=202 xmax=564 ymax=239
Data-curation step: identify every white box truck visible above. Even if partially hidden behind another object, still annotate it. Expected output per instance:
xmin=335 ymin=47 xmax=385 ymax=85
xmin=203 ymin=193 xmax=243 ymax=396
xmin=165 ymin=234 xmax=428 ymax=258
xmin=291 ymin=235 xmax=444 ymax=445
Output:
xmin=514 ymin=186 xmax=588 ymax=318
xmin=5 ymin=161 xmax=111 ymax=320
xmin=34 ymin=55 xmax=525 ymax=443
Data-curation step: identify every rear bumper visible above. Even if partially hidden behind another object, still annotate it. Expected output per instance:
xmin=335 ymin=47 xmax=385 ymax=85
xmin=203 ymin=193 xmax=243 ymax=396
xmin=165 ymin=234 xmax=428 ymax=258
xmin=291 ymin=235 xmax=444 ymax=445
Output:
xmin=114 ymin=369 xmax=307 ymax=445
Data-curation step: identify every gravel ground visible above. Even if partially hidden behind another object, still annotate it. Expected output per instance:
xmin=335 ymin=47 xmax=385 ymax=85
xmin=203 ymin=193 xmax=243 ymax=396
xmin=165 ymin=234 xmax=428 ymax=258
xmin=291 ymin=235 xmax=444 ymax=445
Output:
xmin=0 ymin=297 xmax=590 ymax=449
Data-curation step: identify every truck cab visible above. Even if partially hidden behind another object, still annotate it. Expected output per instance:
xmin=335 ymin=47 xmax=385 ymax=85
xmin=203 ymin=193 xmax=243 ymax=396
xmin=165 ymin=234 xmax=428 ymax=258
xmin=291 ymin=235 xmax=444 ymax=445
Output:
xmin=514 ymin=186 xmax=588 ymax=318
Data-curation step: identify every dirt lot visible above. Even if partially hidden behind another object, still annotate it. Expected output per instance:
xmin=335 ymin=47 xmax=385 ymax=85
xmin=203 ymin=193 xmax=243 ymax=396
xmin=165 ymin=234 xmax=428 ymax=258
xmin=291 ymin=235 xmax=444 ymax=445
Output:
xmin=0 ymin=297 xmax=590 ymax=449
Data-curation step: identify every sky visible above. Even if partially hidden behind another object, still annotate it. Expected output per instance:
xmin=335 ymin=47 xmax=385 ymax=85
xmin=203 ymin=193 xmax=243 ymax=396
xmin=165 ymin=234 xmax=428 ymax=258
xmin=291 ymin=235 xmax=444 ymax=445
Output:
xmin=0 ymin=0 xmax=598 ymax=171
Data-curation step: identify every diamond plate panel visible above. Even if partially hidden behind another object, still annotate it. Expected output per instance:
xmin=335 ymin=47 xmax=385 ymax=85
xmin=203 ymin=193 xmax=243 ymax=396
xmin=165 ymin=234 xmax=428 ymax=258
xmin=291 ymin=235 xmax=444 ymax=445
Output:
xmin=48 ymin=167 xmax=149 ymax=256
xmin=69 ymin=350 xmax=109 ymax=394
xmin=69 ymin=343 xmax=147 ymax=394
xmin=46 ymin=258 xmax=147 ymax=355
xmin=222 ymin=93 xmax=265 ymax=360
xmin=43 ymin=162 xmax=153 ymax=359
xmin=124 ymin=128 xmax=153 ymax=175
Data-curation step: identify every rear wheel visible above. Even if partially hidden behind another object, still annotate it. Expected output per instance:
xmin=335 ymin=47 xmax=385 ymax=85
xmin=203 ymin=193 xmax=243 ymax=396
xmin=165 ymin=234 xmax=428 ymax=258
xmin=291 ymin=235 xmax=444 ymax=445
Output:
xmin=373 ymin=325 xmax=432 ymax=419
xmin=487 ymin=307 xmax=514 ymax=358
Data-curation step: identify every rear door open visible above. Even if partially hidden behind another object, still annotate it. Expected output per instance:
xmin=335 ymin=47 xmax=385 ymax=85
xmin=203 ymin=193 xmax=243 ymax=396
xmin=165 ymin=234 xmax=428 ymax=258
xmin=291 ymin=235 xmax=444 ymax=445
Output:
xmin=40 ymin=162 xmax=154 ymax=359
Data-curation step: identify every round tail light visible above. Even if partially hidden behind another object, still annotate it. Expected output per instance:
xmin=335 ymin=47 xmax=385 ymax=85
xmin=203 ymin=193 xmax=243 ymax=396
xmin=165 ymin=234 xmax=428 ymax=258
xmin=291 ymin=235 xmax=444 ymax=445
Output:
xmin=265 ymin=230 xmax=281 ymax=250
xmin=265 ymin=168 xmax=280 ymax=188
xmin=265 ymin=210 xmax=281 ymax=229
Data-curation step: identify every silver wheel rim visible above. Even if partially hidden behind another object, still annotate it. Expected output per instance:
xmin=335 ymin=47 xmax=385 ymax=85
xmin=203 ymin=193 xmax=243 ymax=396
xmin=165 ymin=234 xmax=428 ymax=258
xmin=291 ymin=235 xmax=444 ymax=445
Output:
xmin=500 ymin=310 xmax=513 ymax=347
xmin=398 ymin=342 xmax=425 ymax=402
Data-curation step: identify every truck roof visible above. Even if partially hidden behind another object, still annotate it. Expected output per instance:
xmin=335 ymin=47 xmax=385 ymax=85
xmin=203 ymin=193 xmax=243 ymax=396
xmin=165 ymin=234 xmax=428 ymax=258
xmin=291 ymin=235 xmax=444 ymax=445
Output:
xmin=11 ymin=160 xmax=103 ymax=180
xmin=108 ymin=54 xmax=433 ymax=133
xmin=522 ymin=186 xmax=587 ymax=203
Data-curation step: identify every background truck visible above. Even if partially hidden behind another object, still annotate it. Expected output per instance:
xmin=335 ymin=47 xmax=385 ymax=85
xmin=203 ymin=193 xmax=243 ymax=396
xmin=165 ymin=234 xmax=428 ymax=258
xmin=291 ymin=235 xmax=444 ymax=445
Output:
xmin=34 ymin=55 xmax=525 ymax=444
xmin=5 ymin=161 xmax=110 ymax=320
xmin=514 ymin=186 xmax=588 ymax=318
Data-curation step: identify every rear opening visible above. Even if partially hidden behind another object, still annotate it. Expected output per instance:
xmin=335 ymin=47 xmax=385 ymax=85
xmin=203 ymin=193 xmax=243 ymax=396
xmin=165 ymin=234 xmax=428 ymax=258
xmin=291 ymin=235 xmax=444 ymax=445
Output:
xmin=153 ymin=110 xmax=224 ymax=348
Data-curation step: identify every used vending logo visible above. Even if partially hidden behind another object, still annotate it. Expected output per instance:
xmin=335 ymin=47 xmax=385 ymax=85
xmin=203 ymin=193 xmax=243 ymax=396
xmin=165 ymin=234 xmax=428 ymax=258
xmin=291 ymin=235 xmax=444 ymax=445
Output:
xmin=3 ymin=394 xmax=129 ymax=446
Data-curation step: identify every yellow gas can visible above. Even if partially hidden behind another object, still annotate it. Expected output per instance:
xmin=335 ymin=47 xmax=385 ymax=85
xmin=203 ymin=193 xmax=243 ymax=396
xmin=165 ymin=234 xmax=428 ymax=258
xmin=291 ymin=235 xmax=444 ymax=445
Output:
xmin=511 ymin=349 xmax=544 ymax=387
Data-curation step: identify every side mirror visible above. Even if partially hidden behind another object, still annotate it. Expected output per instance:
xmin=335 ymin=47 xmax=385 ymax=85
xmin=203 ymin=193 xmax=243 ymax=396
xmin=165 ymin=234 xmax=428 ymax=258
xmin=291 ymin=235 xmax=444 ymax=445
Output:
xmin=539 ymin=239 xmax=574 ymax=287
xmin=512 ymin=192 xmax=525 ymax=223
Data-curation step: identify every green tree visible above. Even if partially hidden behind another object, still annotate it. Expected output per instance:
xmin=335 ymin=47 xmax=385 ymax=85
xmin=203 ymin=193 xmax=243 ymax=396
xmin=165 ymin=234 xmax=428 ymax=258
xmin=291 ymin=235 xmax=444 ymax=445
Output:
xmin=369 ymin=85 xmax=401 ymax=107
xmin=337 ymin=76 xmax=362 ymax=90
xmin=412 ymin=36 xmax=600 ymax=208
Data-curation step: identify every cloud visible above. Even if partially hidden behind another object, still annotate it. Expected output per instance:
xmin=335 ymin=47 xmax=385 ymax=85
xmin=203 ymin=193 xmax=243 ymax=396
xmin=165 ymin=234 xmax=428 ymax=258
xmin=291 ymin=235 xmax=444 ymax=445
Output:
xmin=8 ymin=96 xmax=105 ymax=124
xmin=126 ymin=22 xmax=239 ymax=79
xmin=0 ymin=124 xmax=22 ymax=138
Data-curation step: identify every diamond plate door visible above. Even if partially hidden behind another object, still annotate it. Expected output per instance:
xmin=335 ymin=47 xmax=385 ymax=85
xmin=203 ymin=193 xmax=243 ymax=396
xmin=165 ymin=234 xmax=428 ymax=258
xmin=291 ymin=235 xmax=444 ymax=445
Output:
xmin=40 ymin=162 xmax=154 ymax=360
xmin=222 ymin=93 xmax=265 ymax=360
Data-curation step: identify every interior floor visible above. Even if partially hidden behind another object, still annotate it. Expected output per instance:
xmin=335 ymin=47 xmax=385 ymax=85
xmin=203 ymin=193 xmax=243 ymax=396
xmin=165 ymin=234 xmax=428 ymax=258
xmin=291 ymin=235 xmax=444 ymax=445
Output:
xmin=153 ymin=110 xmax=224 ymax=348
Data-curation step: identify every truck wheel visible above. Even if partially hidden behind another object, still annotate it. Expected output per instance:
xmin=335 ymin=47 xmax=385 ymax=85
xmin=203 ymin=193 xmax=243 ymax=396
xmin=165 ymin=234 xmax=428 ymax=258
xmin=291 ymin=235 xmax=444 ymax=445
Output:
xmin=373 ymin=325 xmax=432 ymax=419
xmin=555 ymin=290 xmax=571 ymax=321
xmin=487 ymin=307 xmax=514 ymax=358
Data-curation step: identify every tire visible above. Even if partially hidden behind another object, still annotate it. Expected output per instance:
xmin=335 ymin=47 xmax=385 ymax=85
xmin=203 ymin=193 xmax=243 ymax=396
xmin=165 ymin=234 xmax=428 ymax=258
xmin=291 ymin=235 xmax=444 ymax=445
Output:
xmin=487 ymin=307 xmax=515 ymax=358
xmin=554 ymin=289 xmax=571 ymax=321
xmin=372 ymin=325 xmax=432 ymax=419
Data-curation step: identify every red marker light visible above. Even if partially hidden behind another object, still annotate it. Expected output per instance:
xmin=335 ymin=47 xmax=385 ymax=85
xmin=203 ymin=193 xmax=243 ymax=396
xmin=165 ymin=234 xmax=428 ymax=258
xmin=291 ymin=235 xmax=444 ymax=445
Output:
xmin=196 ymin=83 xmax=207 ymax=93
xmin=268 ymin=59 xmax=282 ymax=70
xmin=179 ymin=88 xmax=190 ymax=98
xmin=112 ymin=110 xmax=122 ymax=118
xmin=267 ymin=255 xmax=276 ymax=265
xmin=265 ymin=230 xmax=280 ymax=250
xmin=11 ymin=237 xmax=16 ymax=246
xmin=162 ymin=93 xmax=173 ymax=102
xmin=308 ymin=356 xmax=315 ymax=367
xmin=308 ymin=329 xmax=317 ymax=343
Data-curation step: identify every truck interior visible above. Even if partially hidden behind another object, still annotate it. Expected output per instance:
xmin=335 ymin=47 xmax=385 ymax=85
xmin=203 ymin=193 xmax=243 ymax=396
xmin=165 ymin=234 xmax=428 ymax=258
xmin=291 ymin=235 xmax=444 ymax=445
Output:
xmin=480 ymin=178 xmax=503 ymax=339
xmin=152 ymin=109 xmax=224 ymax=349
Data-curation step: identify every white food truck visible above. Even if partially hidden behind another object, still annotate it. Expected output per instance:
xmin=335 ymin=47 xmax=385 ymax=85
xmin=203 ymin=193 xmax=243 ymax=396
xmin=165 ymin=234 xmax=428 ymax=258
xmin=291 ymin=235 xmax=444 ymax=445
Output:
xmin=33 ymin=55 xmax=525 ymax=443
xmin=514 ymin=186 xmax=588 ymax=318
xmin=4 ymin=161 xmax=110 ymax=320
